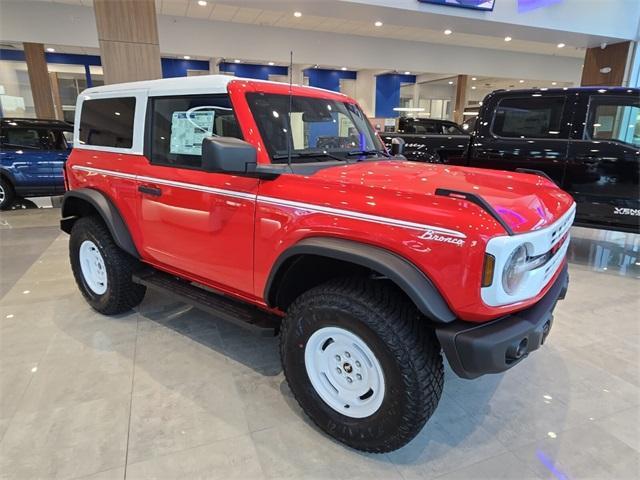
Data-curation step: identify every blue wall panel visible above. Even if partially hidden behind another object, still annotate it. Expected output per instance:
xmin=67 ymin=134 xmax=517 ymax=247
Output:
xmin=218 ymin=62 xmax=288 ymax=80
xmin=161 ymin=58 xmax=210 ymax=78
xmin=303 ymin=68 xmax=357 ymax=92
xmin=375 ymin=73 xmax=416 ymax=118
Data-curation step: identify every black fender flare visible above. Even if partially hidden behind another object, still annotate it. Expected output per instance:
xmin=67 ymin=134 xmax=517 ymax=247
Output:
xmin=0 ymin=168 xmax=18 ymax=185
xmin=265 ymin=237 xmax=456 ymax=323
xmin=60 ymin=188 xmax=139 ymax=258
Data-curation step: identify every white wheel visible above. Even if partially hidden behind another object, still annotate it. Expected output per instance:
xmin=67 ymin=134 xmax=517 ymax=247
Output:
xmin=0 ymin=183 xmax=5 ymax=204
xmin=79 ymin=240 xmax=108 ymax=295
xmin=304 ymin=326 xmax=386 ymax=418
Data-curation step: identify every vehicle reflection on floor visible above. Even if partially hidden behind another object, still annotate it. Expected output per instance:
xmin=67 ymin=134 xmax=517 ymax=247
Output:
xmin=568 ymin=226 xmax=640 ymax=279
xmin=3 ymin=196 xmax=60 ymax=210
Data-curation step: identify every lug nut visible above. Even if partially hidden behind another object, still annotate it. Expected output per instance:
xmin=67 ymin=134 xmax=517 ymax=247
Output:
xmin=336 ymin=367 xmax=342 ymax=374
xmin=335 ymin=355 xmax=341 ymax=361
xmin=355 ymin=361 xmax=361 ymax=368
xmin=344 ymin=352 xmax=351 ymax=358
xmin=346 ymin=377 xmax=353 ymax=383
xmin=356 ymin=374 xmax=362 ymax=380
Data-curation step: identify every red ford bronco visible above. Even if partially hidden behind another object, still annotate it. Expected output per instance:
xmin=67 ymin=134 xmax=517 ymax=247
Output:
xmin=61 ymin=75 xmax=574 ymax=452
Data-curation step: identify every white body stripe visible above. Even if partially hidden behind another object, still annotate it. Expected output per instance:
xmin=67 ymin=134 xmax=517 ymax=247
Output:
xmin=71 ymin=165 xmax=466 ymax=238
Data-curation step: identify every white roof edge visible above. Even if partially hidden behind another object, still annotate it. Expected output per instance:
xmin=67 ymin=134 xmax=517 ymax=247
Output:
xmin=79 ymin=74 xmax=350 ymax=98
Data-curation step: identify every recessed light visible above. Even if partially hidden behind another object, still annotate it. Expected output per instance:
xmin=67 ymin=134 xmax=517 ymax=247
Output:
xmin=46 ymin=47 xmax=55 ymax=52
xmin=404 ymin=71 xmax=411 ymax=75
xmin=471 ymin=86 xmax=476 ymax=90
xmin=341 ymin=67 xmax=348 ymax=71
xmin=448 ymin=81 xmax=454 ymax=85
xmin=504 ymin=36 xmax=512 ymax=42
xmin=557 ymin=43 xmax=565 ymax=48
xmin=234 ymin=59 xmax=241 ymax=63
xmin=519 ymin=79 xmax=525 ymax=83
xmin=374 ymin=21 xmax=383 ymax=27
xmin=268 ymin=61 xmax=275 ymax=66
xmin=197 ymin=0 xmax=207 ymax=5
xmin=471 ymin=77 xmax=477 ymax=81
xmin=444 ymin=29 xmax=452 ymax=35
xmin=183 ymin=55 xmax=191 ymax=59
xmin=551 ymin=81 xmax=557 ymax=86
xmin=294 ymin=11 xmax=302 ymax=17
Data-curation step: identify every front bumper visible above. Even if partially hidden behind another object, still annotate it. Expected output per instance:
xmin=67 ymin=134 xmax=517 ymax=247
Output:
xmin=436 ymin=264 xmax=569 ymax=379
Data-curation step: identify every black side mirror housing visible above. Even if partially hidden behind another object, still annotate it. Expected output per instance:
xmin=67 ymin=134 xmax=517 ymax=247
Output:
xmin=202 ymin=136 xmax=288 ymax=179
xmin=391 ymin=137 xmax=405 ymax=156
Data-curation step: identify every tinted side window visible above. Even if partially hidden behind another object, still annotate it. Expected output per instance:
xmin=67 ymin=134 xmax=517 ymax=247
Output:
xmin=1 ymin=128 xmax=44 ymax=150
xmin=587 ymin=96 xmax=640 ymax=147
xmin=79 ymin=97 xmax=136 ymax=148
xmin=150 ymin=95 xmax=241 ymax=168
xmin=492 ymin=96 xmax=565 ymax=139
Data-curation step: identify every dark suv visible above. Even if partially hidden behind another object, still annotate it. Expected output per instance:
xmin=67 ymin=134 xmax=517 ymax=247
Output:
xmin=0 ymin=118 xmax=73 ymax=209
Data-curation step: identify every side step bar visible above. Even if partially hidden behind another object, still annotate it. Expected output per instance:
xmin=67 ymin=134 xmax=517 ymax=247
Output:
xmin=133 ymin=269 xmax=280 ymax=336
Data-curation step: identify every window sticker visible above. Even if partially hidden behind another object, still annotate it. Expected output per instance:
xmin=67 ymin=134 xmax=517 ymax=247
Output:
xmin=170 ymin=110 xmax=214 ymax=155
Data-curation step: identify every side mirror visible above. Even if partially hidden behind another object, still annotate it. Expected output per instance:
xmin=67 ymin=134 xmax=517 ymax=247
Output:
xmin=391 ymin=137 xmax=405 ymax=156
xmin=201 ymin=136 xmax=289 ymax=179
xmin=202 ymin=136 xmax=256 ymax=174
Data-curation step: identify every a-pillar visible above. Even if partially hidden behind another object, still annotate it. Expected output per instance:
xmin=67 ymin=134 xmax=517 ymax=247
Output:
xmin=453 ymin=74 xmax=468 ymax=125
xmin=93 ymin=0 xmax=162 ymax=84
xmin=581 ymin=41 xmax=631 ymax=86
xmin=23 ymin=42 xmax=56 ymax=119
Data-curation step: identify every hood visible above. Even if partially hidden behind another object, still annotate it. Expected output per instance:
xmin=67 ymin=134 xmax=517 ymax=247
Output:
xmin=310 ymin=160 xmax=574 ymax=234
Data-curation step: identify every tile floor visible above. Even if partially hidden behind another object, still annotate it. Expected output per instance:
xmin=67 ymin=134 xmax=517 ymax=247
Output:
xmin=0 ymin=208 xmax=638 ymax=479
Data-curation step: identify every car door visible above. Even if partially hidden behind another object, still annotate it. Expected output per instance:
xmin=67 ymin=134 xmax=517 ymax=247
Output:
xmin=0 ymin=127 xmax=53 ymax=192
xmin=138 ymin=93 xmax=259 ymax=297
xmin=565 ymin=93 xmax=640 ymax=231
xmin=469 ymin=94 xmax=572 ymax=185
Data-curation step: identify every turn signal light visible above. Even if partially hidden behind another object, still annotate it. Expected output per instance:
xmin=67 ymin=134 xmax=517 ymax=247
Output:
xmin=482 ymin=254 xmax=495 ymax=287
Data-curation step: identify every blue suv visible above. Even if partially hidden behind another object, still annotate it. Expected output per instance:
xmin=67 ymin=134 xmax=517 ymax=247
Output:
xmin=0 ymin=118 xmax=73 ymax=209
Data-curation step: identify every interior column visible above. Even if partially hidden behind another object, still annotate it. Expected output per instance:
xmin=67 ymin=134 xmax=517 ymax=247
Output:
xmin=581 ymin=41 xmax=631 ymax=86
xmin=93 ymin=0 xmax=162 ymax=85
xmin=453 ymin=74 xmax=468 ymax=125
xmin=23 ymin=42 xmax=56 ymax=119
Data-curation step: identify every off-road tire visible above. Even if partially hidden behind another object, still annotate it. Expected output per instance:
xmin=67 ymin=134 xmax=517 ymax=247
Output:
xmin=280 ymin=277 xmax=444 ymax=453
xmin=69 ymin=216 xmax=146 ymax=314
xmin=0 ymin=177 xmax=16 ymax=210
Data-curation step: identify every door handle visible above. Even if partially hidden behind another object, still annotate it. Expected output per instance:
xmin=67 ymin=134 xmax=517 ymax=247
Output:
xmin=138 ymin=185 xmax=162 ymax=197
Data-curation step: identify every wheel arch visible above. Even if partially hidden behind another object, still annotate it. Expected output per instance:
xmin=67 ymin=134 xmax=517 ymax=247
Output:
xmin=61 ymin=188 xmax=139 ymax=258
xmin=265 ymin=237 xmax=456 ymax=324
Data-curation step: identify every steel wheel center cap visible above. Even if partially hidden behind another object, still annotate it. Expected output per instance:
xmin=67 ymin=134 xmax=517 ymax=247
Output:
xmin=343 ymin=363 xmax=353 ymax=373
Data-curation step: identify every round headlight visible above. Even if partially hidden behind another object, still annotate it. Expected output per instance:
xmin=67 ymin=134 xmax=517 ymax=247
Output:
xmin=502 ymin=245 xmax=528 ymax=295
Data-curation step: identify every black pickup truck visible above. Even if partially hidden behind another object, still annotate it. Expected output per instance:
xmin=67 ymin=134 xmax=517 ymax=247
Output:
xmin=381 ymin=87 xmax=640 ymax=233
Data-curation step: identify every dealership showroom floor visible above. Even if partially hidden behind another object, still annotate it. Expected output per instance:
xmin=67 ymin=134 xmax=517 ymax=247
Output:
xmin=0 ymin=206 xmax=638 ymax=479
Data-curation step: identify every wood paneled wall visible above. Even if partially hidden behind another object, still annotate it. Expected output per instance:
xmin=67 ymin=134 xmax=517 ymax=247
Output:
xmin=581 ymin=41 xmax=631 ymax=86
xmin=94 ymin=0 xmax=162 ymax=85
xmin=453 ymin=74 xmax=468 ymax=125
xmin=23 ymin=42 xmax=56 ymax=119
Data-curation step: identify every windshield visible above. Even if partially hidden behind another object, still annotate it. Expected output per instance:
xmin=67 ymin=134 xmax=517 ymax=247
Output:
xmin=247 ymin=92 xmax=384 ymax=163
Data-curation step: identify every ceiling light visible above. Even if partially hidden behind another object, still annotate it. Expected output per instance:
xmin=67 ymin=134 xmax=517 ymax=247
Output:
xmin=268 ymin=61 xmax=275 ymax=66
xmin=471 ymin=86 xmax=476 ymax=89
xmin=444 ymin=29 xmax=452 ymax=35
xmin=374 ymin=21 xmax=383 ymax=27
xmin=448 ymin=80 xmax=454 ymax=85
xmin=341 ymin=67 xmax=347 ymax=71
xmin=197 ymin=0 xmax=207 ymax=5
xmin=183 ymin=55 xmax=191 ymax=59
xmin=46 ymin=47 xmax=55 ymax=52
xmin=234 ymin=59 xmax=241 ymax=63
xmin=471 ymin=77 xmax=477 ymax=81
xmin=404 ymin=71 xmax=411 ymax=75
xmin=557 ymin=43 xmax=565 ymax=48
xmin=393 ymin=107 xmax=425 ymax=112
xmin=519 ymin=79 xmax=524 ymax=83
xmin=504 ymin=36 xmax=512 ymax=42
xmin=294 ymin=11 xmax=302 ymax=17
xmin=551 ymin=81 xmax=557 ymax=85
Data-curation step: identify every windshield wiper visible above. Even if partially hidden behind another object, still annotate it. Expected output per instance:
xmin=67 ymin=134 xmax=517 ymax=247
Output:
xmin=272 ymin=151 xmax=349 ymax=162
xmin=346 ymin=149 xmax=390 ymax=158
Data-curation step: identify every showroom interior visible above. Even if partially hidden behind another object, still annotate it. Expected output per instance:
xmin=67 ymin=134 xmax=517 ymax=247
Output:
xmin=0 ymin=0 xmax=639 ymax=478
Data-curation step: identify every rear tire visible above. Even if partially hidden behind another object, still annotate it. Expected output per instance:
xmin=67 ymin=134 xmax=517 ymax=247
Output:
xmin=69 ymin=216 xmax=146 ymax=314
xmin=0 ymin=178 xmax=15 ymax=210
xmin=280 ymin=277 xmax=444 ymax=453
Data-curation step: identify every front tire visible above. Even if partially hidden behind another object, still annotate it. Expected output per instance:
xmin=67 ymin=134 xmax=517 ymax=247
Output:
xmin=280 ymin=277 xmax=444 ymax=453
xmin=69 ymin=216 xmax=146 ymax=314
xmin=0 ymin=178 xmax=15 ymax=210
